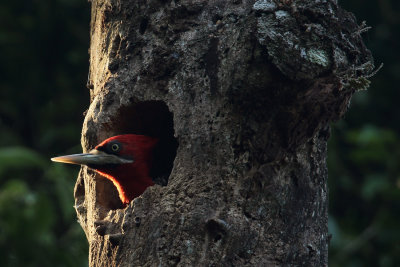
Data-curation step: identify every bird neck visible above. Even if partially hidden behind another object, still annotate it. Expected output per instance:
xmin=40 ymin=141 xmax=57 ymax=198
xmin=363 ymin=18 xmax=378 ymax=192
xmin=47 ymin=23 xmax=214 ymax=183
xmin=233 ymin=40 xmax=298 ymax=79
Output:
xmin=96 ymin=162 xmax=154 ymax=205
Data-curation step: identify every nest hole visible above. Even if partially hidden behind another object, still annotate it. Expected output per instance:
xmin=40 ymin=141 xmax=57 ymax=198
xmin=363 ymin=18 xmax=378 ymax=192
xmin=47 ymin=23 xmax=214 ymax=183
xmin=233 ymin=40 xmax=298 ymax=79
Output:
xmin=113 ymin=100 xmax=178 ymax=187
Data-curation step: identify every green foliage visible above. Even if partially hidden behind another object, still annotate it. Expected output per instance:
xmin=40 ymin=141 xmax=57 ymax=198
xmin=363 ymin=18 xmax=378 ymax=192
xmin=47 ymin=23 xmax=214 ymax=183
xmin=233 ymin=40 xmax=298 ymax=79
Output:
xmin=0 ymin=0 xmax=89 ymax=266
xmin=0 ymin=147 xmax=48 ymax=176
xmin=0 ymin=147 xmax=88 ymax=266
xmin=329 ymin=123 xmax=400 ymax=266
xmin=329 ymin=1 xmax=400 ymax=266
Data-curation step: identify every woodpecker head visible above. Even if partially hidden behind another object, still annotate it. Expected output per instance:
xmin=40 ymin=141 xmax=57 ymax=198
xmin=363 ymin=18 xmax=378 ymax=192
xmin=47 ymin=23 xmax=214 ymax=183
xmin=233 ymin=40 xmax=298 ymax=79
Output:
xmin=51 ymin=134 xmax=159 ymax=205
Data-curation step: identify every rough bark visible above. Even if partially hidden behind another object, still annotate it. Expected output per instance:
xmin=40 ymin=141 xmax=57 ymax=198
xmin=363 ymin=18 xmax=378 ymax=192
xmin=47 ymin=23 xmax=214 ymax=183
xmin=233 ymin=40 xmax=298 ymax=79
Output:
xmin=75 ymin=0 xmax=374 ymax=266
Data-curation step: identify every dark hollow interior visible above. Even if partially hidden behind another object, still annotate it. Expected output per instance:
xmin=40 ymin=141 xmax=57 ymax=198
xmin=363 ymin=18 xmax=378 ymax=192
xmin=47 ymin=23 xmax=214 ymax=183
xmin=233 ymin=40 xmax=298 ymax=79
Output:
xmin=112 ymin=100 xmax=178 ymax=186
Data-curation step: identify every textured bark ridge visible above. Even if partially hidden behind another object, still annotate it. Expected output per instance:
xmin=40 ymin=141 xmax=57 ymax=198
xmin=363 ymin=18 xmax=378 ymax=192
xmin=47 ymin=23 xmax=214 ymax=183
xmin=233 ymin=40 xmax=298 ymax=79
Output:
xmin=75 ymin=0 xmax=374 ymax=266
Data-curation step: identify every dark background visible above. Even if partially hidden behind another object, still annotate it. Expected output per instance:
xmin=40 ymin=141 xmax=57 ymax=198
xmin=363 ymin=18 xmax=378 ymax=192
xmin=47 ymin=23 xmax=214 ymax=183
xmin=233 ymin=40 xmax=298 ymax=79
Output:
xmin=328 ymin=1 xmax=400 ymax=266
xmin=0 ymin=0 xmax=398 ymax=266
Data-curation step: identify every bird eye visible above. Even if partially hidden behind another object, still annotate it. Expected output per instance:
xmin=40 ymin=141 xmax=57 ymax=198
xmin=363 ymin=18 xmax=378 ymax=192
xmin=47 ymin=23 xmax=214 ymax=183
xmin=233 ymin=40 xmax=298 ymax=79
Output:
xmin=111 ymin=143 xmax=120 ymax=152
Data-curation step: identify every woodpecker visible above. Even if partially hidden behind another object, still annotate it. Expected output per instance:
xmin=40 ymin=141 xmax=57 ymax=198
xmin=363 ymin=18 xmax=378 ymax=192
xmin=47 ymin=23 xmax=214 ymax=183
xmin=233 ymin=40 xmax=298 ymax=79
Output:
xmin=51 ymin=134 xmax=159 ymax=205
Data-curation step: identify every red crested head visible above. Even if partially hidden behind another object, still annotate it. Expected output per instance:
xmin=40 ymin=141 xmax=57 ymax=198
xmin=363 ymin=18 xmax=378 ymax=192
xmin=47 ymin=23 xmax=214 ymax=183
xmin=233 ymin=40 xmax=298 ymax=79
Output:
xmin=52 ymin=134 xmax=159 ymax=205
xmin=93 ymin=134 xmax=158 ymax=204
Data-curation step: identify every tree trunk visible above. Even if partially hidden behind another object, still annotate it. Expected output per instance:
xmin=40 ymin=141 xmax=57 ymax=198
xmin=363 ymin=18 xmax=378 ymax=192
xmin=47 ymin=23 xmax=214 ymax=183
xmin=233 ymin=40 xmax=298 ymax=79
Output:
xmin=75 ymin=0 xmax=374 ymax=266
